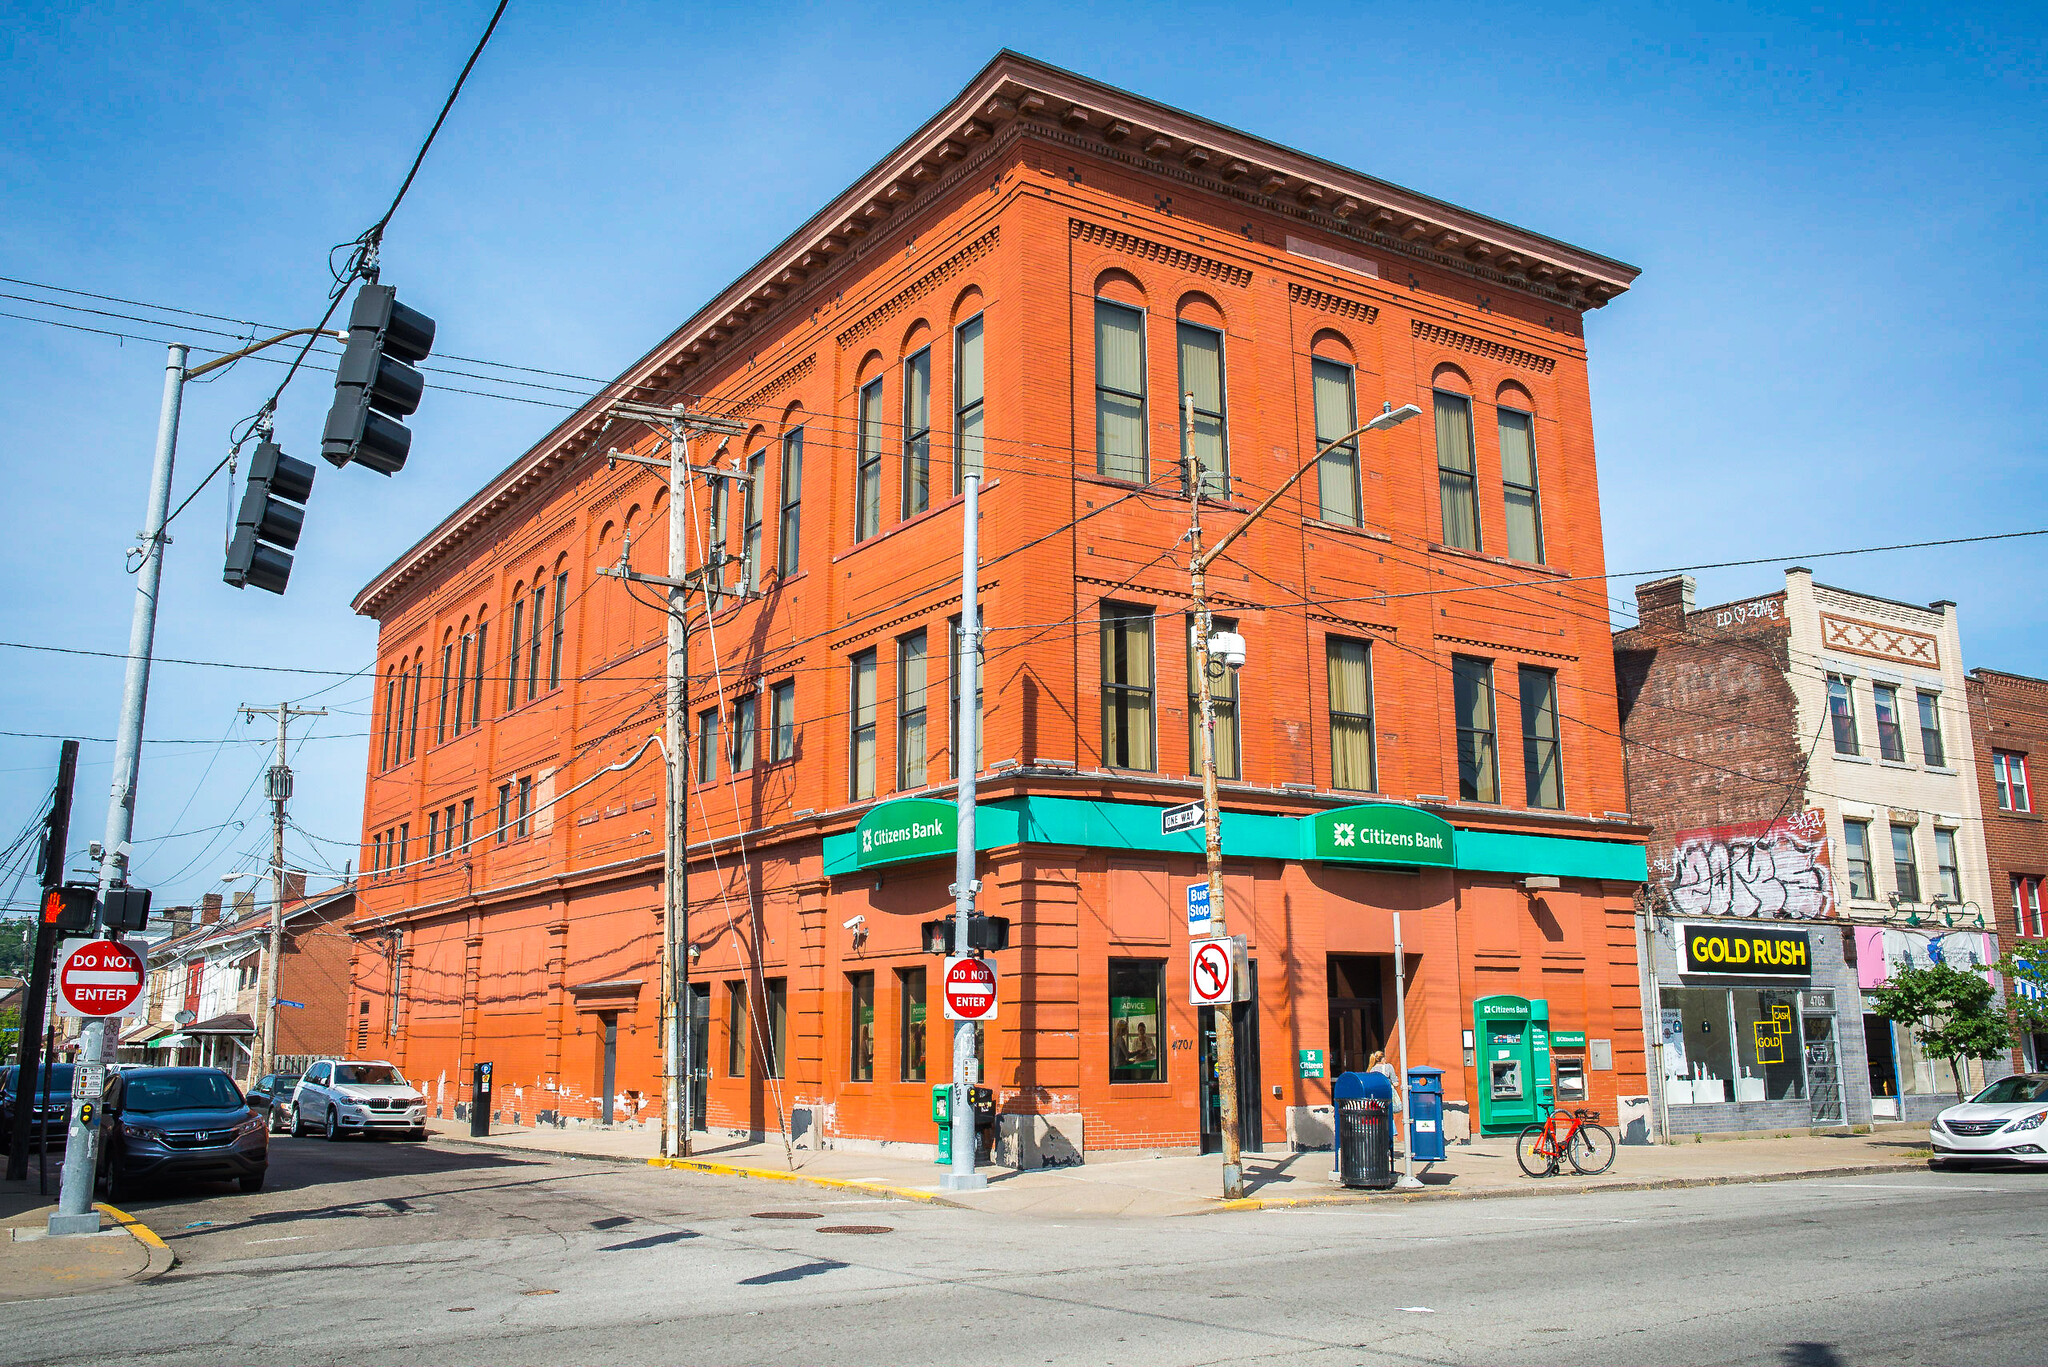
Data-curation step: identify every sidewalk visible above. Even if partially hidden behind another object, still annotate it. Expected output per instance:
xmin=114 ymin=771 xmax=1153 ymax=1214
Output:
xmin=0 ymin=1156 xmax=177 ymax=1299
xmin=426 ymin=1117 xmax=1935 ymax=1218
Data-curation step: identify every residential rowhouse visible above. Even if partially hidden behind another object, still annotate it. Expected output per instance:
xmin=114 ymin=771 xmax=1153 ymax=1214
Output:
xmin=347 ymin=52 xmax=1650 ymax=1157
xmin=1965 ymin=667 xmax=2048 ymax=1071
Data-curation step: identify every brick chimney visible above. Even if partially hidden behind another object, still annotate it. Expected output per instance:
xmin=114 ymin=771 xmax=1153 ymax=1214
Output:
xmin=166 ymin=905 xmax=193 ymax=938
xmin=1634 ymin=574 xmax=1695 ymax=628
xmin=232 ymin=889 xmax=255 ymax=920
xmin=284 ymin=871 xmax=307 ymax=905
xmin=200 ymin=893 xmax=223 ymax=926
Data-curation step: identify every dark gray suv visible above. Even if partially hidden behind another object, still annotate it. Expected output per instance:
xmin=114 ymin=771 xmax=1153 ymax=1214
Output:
xmin=96 ymin=1067 xmax=268 ymax=1199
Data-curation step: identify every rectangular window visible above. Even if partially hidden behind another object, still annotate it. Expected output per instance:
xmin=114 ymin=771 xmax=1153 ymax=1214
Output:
xmin=397 ymin=821 xmax=409 ymax=869
xmin=731 ymin=694 xmax=757 ymax=773
xmin=697 ymin=707 xmax=720 ymax=785
xmin=850 ymin=649 xmax=878 ymax=800
xmin=1498 ymin=408 xmax=1544 ymax=564
xmin=527 ymin=583 xmax=546 ymax=701
xmin=549 ymin=571 xmax=568 ymax=689
xmin=516 ymin=775 xmax=532 ymax=838
xmin=1453 ymin=656 xmax=1499 ymax=803
xmin=382 ymin=676 xmax=396 ymax=769
xmin=777 ymin=427 xmax=803 ymax=576
xmin=897 ymin=630 xmax=927 ymax=790
xmin=763 ymin=978 xmax=787 ymax=1079
xmin=1108 ymin=959 xmax=1165 ymax=1083
xmin=1095 ymin=300 xmax=1146 ymax=482
xmin=848 ymin=972 xmax=875 ymax=1083
xmin=1313 ymin=358 xmax=1360 ymax=527
xmin=741 ymin=449 xmax=764 ymax=592
xmin=1187 ymin=614 xmax=1239 ymax=780
xmin=496 ymin=783 xmax=511 ymax=843
xmin=506 ymin=598 xmax=525 ymax=710
xmin=770 ymin=679 xmax=796 ymax=762
xmin=1519 ymin=666 xmax=1563 ymax=809
xmin=1434 ymin=391 xmax=1480 ymax=551
xmin=1327 ymin=637 xmax=1377 ymax=791
xmin=1844 ymin=819 xmax=1875 ymax=900
xmin=457 ymin=800 xmax=471 ymax=851
xmin=469 ymin=624 xmax=487 ymax=728
xmin=1995 ymin=751 xmax=2031 ymax=811
xmin=1101 ymin=603 xmax=1155 ymax=771
xmin=898 ymin=967 xmax=927 ymax=1082
xmin=1872 ymin=682 xmax=1906 ymax=762
xmin=438 ymin=644 xmax=455 ymax=743
xmin=1935 ymin=828 xmax=1962 ymax=903
xmin=726 ymin=981 xmax=747 ymax=1077
xmin=706 ymin=475 xmax=728 ymax=608
xmin=1891 ymin=822 xmax=1921 ymax=903
xmin=954 ymin=315 xmax=984 ymax=491
xmin=1731 ymin=988 xmax=1806 ymax=1101
xmin=948 ymin=615 xmax=983 ymax=779
xmin=453 ymin=632 xmax=471 ymax=736
xmin=2016 ymin=876 xmax=2044 ymax=938
xmin=1917 ymin=691 xmax=1945 ymax=767
xmin=443 ymin=804 xmax=456 ymax=857
xmin=427 ymin=812 xmax=440 ymax=860
xmin=856 ymin=378 xmax=883 ymax=541
xmin=372 ymin=832 xmax=383 ymax=873
xmin=1827 ymin=675 xmax=1859 ymax=755
xmin=394 ymin=669 xmax=410 ymax=762
xmin=902 ymin=348 xmax=931 ymax=519
xmin=1177 ymin=321 xmax=1226 ymax=498
xmin=409 ymin=662 xmax=423 ymax=759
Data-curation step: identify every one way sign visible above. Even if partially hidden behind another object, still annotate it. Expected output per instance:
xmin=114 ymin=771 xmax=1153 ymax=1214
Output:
xmin=1161 ymin=801 xmax=1204 ymax=835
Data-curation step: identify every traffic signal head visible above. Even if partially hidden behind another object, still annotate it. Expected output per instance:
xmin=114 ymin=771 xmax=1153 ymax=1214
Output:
xmin=224 ymin=440 xmax=316 ymax=595
xmin=322 ymin=283 xmax=435 ymax=475
xmin=920 ymin=915 xmax=1010 ymax=954
xmin=41 ymin=883 xmax=96 ymax=933
xmin=101 ymin=886 xmax=151 ymax=933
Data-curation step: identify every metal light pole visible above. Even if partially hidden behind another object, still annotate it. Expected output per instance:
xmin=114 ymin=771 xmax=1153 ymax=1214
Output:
xmin=1393 ymin=910 xmax=1422 ymax=1188
xmin=944 ymin=471 xmax=988 ymax=1192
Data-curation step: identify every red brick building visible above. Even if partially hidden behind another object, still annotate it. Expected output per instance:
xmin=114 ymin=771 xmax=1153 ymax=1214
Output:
xmin=347 ymin=53 xmax=1648 ymax=1158
xmin=1966 ymin=668 xmax=2048 ymax=1070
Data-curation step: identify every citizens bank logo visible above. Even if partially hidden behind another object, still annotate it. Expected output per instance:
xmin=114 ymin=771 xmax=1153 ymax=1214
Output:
xmin=864 ymin=820 xmax=943 ymax=854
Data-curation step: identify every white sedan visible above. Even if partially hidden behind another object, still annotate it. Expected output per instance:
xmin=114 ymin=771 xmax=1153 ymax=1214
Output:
xmin=1930 ymin=1073 xmax=2048 ymax=1168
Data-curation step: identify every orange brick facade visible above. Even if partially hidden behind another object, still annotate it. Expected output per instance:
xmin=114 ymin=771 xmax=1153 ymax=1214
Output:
xmin=1965 ymin=668 xmax=2048 ymax=1070
xmin=346 ymin=55 xmax=1650 ymax=1154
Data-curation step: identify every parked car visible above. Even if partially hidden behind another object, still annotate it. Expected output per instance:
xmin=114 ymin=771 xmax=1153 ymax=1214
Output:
xmin=1930 ymin=1074 xmax=2048 ymax=1168
xmin=95 ymin=1066 xmax=267 ymax=1198
xmin=0 ymin=1064 xmax=75 ymax=1151
xmin=289 ymin=1060 xmax=427 ymax=1141
xmin=245 ymin=1072 xmax=303 ymax=1133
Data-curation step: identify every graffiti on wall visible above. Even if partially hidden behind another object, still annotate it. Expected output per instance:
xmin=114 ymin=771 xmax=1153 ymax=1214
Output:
xmin=1662 ymin=808 xmax=1836 ymax=920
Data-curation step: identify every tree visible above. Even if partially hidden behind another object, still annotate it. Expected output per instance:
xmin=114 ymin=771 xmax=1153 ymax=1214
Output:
xmin=1994 ymin=940 xmax=2048 ymax=1036
xmin=1865 ymin=963 xmax=2014 ymax=1103
xmin=0 ymin=917 xmax=31 ymax=979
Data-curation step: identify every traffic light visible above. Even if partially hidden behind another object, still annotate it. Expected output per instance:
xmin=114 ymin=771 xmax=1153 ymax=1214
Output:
xmin=101 ymin=886 xmax=151 ymax=933
xmin=322 ymin=283 xmax=435 ymax=475
xmin=920 ymin=915 xmax=1011 ymax=954
xmin=223 ymin=440 xmax=316 ymax=594
xmin=41 ymin=883 xmax=96 ymax=933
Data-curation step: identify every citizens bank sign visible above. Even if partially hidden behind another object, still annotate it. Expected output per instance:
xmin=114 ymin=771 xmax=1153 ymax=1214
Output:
xmin=855 ymin=798 xmax=955 ymax=870
xmin=1304 ymin=804 xmax=1454 ymax=869
xmin=1681 ymin=923 xmax=1812 ymax=980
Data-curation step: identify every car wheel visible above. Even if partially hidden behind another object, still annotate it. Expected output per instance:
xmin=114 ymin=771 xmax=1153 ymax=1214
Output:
xmin=287 ymin=1103 xmax=307 ymax=1138
xmin=267 ymin=1105 xmax=285 ymax=1135
xmin=238 ymin=1171 xmax=265 ymax=1193
xmin=407 ymin=1127 xmax=428 ymax=1142
xmin=324 ymin=1107 xmax=342 ymax=1142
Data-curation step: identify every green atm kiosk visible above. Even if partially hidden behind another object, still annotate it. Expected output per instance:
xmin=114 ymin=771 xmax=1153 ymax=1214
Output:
xmin=1473 ymin=995 xmax=1552 ymax=1136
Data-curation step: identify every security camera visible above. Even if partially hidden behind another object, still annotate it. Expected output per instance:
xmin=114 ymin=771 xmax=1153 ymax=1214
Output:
xmin=842 ymin=915 xmax=867 ymax=931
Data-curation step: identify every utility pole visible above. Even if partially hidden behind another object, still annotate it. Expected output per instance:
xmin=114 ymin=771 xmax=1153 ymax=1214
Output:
xmin=598 ymin=401 xmax=749 ymax=1159
xmin=239 ymin=703 xmax=326 ymax=1080
xmin=7 ymin=740 xmax=78 ymax=1180
xmin=945 ymin=472 xmax=988 ymax=1192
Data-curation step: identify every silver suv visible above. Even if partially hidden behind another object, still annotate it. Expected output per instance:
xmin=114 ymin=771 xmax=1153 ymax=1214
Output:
xmin=288 ymin=1060 xmax=428 ymax=1141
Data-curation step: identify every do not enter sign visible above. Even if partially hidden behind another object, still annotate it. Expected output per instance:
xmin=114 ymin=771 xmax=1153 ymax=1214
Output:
xmin=943 ymin=956 xmax=998 ymax=1022
xmin=57 ymin=939 xmax=146 ymax=1018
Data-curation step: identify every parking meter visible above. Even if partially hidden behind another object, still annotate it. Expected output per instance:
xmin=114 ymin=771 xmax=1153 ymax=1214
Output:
xmin=932 ymin=1084 xmax=952 ymax=1165
xmin=471 ymin=1061 xmax=493 ymax=1137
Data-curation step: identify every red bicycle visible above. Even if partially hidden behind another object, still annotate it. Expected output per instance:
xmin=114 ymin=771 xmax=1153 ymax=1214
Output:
xmin=1516 ymin=1105 xmax=1616 ymax=1177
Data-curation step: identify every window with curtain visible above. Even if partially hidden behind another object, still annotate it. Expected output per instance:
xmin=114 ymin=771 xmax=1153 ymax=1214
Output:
xmin=1917 ymin=691 xmax=1945 ymax=766
xmin=1872 ymin=682 xmax=1906 ymax=761
xmin=1520 ymin=665 xmax=1562 ymax=809
xmin=409 ymin=661 xmax=423 ymax=759
xmin=902 ymin=349 xmax=931 ymax=519
xmin=1095 ymin=300 xmax=1146 ymax=482
xmin=382 ymin=674 xmax=396 ymax=769
xmin=1935 ymin=828 xmax=1962 ymax=902
xmin=778 ymin=427 xmax=803 ymax=576
xmin=742 ymin=449 xmax=764 ymax=591
xmin=1454 ymin=655 xmax=1499 ymax=803
xmin=1995 ymin=751 xmax=2032 ymax=811
xmin=726 ymin=981 xmax=747 ymax=1077
xmin=856 ymin=378 xmax=883 ymax=541
xmin=1327 ymin=637 xmax=1376 ymax=791
xmin=948 ymin=615 xmax=983 ymax=779
xmin=1313 ymin=358 xmax=1360 ymax=527
xmin=453 ymin=632 xmax=469 ymax=736
xmin=850 ymin=649 xmax=878 ymax=800
xmin=898 ymin=967 xmax=927 ymax=1081
xmin=1827 ymin=675 xmax=1859 ymax=755
xmin=732 ymin=694 xmax=756 ymax=773
xmin=770 ymin=679 xmax=796 ymax=762
xmin=1101 ymin=603 xmax=1154 ymax=770
xmin=763 ymin=978 xmax=787 ymax=1078
xmin=1844 ymin=819 xmax=1875 ymax=899
xmin=438 ymin=644 xmax=454 ymax=743
xmin=2015 ymin=876 xmax=2044 ymax=938
xmin=1891 ymin=822 xmax=1921 ymax=902
xmin=897 ymin=630 xmax=927 ymax=790
xmin=469 ymin=624 xmax=487 ymax=728
xmin=706 ymin=476 xmax=728 ymax=609
xmin=527 ymin=582 xmax=545 ymax=701
xmin=1186 ymin=614 xmax=1239 ymax=779
xmin=393 ymin=669 xmax=409 ymax=763
xmin=506 ymin=597 xmax=524 ymax=709
xmin=954 ymin=315 xmax=984 ymax=491
xmin=697 ymin=706 xmax=719 ymax=785
xmin=549 ymin=570 xmax=568 ymax=688
xmin=1435 ymin=391 xmax=1480 ymax=551
xmin=1177 ymin=321 xmax=1226 ymax=498
xmin=1499 ymin=408 xmax=1544 ymax=564
xmin=849 ymin=972 xmax=875 ymax=1083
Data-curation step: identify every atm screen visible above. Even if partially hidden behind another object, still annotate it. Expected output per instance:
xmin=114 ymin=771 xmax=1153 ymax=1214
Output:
xmin=1490 ymin=1059 xmax=1522 ymax=1100
xmin=1556 ymin=1058 xmax=1588 ymax=1101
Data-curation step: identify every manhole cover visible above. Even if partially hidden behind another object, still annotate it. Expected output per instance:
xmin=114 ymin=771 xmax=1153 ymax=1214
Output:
xmin=817 ymin=1225 xmax=893 ymax=1235
xmin=750 ymin=1211 xmax=822 ymax=1220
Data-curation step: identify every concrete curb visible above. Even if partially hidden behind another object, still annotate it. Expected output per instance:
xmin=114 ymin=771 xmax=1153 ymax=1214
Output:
xmin=426 ymin=1132 xmax=656 ymax=1169
xmin=1201 ymin=1159 xmax=1930 ymax=1213
xmin=93 ymin=1202 xmax=176 ymax=1282
xmin=646 ymin=1156 xmax=961 ymax=1208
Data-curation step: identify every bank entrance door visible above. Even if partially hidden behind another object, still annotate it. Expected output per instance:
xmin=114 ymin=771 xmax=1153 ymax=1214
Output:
xmin=1200 ymin=960 xmax=1261 ymax=1154
xmin=1327 ymin=954 xmax=1387 ymax=1078
xmin=688 ymin=983 xmax=711 ymax=1132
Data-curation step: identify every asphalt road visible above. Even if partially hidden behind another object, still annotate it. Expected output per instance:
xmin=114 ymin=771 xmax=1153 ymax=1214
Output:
xmin=7 ymin=1133 xmax=2046 ymax=1366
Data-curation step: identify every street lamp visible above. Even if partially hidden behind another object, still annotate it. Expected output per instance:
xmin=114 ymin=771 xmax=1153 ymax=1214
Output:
xmin=1184 ymin=398 xmax=1421 ymax=1200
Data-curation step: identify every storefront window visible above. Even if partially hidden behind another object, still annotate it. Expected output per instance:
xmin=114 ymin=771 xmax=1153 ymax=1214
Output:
xmin=898 ymin=967 xmax=926 ymax=1082
xmin=1730 ymin=989 xmax=1806 ymax=1100
xmin=1893 ymin=1019 xmax=1964 ymax=1096
xmin=1109 ymin=959 xmax=1165 ymax=1083
xmin=1660 ymin=987 xmax=1735 ymax=1104
xmin=849 ymin=972 xmax=875 ymax=1082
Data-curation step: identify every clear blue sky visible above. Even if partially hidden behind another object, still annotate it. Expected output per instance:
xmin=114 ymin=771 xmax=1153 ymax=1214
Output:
xmin=2 ymin=1 xmax=2042 ymax=914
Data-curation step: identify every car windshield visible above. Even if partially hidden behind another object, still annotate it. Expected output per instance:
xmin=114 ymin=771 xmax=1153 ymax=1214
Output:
xmin=334 ymin=1065 xmax=405 ymax=1086
xmin=122 ymin=1073 xmax=244 ymax=1113
xmin=6 ymin=1065 xmax=75 ymax=1095
xmin=1970 ymin=1077 xmax=2048 ymax=1105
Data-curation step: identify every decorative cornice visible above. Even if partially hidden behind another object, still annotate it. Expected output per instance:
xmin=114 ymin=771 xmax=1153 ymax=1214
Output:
xmin=1288 ymin=282 xmax=1378 ymax=325
xmin=1412 ymin=319 xmax=1556 ymax=376
xmin=1071 ymin=220 xmax=1252 ymax=288
xmin=836 ymin=229 xmax=999 ymax=351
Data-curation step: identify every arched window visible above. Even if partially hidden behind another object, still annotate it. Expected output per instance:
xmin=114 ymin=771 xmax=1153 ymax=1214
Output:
xmin=1432 ymin=365 xmax=1479 ymax=551
xmin=1495 ymin=383 xmax=1543 ymax=564
xmin=1094 ymin=271 xmax=1148 ymax=482
xmin=1312 ymin=332 xmax=1361 ymax=527
xmin=1177 ymin=294 xmax=1227 ymax=498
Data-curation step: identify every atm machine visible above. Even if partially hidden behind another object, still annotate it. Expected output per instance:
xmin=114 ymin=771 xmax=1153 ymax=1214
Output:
xmin=1472 ymin=994 xmax=1552 ymax=1135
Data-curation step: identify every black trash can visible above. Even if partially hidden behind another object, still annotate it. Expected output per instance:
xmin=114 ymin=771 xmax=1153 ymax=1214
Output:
xmin=471 ymin=1061 xmax=493 ymax=1137
xmin=1333 ymin=1070 xmax=1395 ymax=1189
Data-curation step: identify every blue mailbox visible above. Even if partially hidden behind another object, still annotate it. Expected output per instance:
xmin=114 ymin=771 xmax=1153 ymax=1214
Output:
xmin=1406 ymin=1065 xmax=1446 ymax=1163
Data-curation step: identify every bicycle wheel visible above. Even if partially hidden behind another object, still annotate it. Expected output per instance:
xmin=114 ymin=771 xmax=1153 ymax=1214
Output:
xmin=1515 ymin=1124 xmax=1555 ymax=1177
xmin=1567 ymin=1122 xmax=1617 ymax=1175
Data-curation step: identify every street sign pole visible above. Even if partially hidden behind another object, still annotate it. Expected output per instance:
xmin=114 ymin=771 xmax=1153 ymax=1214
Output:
xmin=1393 ymin=910 xmax=1422 ymax=1188
xmin=944 ymin=472 xmax=987 ymax=1191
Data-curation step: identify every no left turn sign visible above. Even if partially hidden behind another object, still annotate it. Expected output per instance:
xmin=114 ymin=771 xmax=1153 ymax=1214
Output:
xmin=1190 ymin=937 xmax=1235 ymax=1006
xmin=56 ymin=939 xmax=146 ymax=1018
xmin=943 ymin=956 xmax=998 ymax=1022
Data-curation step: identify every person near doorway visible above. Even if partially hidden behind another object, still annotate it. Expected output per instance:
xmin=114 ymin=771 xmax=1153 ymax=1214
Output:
xmin=1369 ymin=1048 xmax=1400 ymax=1116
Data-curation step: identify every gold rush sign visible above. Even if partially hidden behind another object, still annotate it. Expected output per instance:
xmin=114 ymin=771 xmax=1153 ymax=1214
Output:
xmin=1681 ymin=923 xmax=1811 ymax=979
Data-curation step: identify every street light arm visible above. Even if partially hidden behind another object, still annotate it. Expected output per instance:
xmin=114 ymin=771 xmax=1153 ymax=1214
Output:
xmin=1195 ymin=404 xmax=1421 ymax=573
xmin=183 ymin=326 xmax=349 ymax=381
